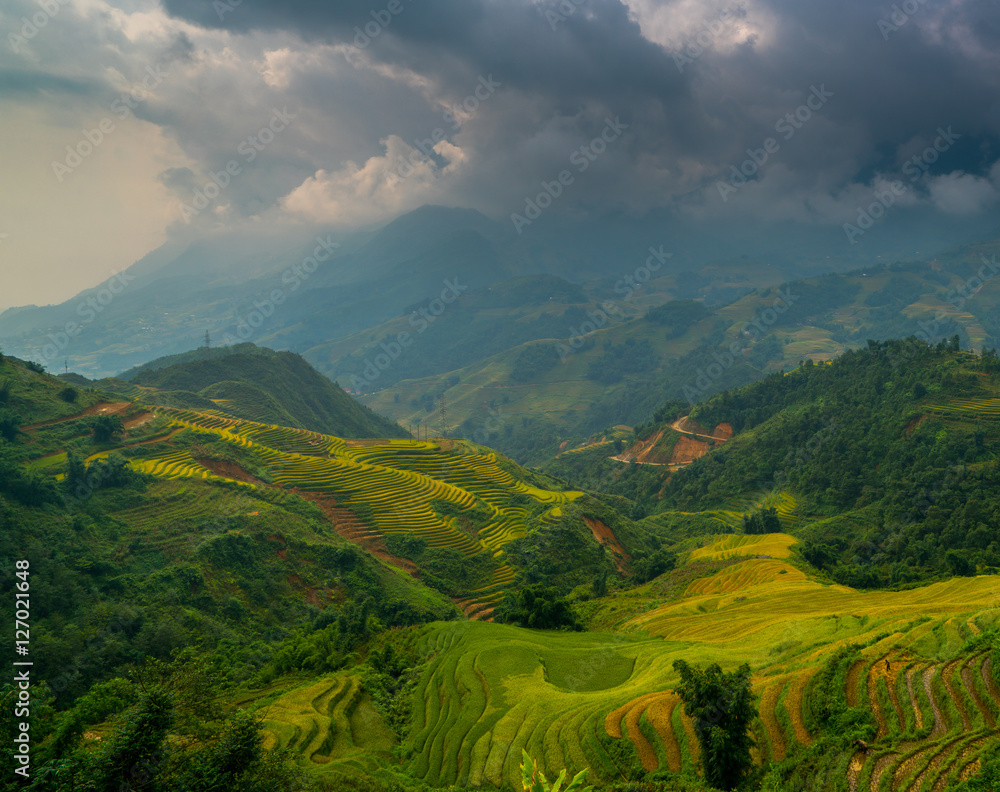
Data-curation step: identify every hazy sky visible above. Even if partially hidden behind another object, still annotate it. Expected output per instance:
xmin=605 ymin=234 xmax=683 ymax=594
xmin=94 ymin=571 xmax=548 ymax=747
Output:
xmin=1 ymin=0 xmax=999 ymax=310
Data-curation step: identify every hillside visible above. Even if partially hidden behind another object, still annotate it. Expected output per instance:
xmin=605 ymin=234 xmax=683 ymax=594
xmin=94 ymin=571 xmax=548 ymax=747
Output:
xmin=552 ymin=341 xmax=1000 ymax=590
xmin=0 ymin=205 xmax=894 ymax=380
xmin=6 ymin=341 xmax=1000 ymax=792
xmin=117 ymin=343 xmax=408 ymax=439
xmin=361 ymin=241 xmax=1000 ymax=464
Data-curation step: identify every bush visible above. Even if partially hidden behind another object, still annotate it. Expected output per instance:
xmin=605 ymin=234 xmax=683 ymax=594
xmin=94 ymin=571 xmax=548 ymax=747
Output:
xmin=493 ymin=585 xmax=581 ymax=630
xmin=91 ymin=414 xmax=124 ymax=443
xmin=0 ymin=410 xmax=21 ymax=442
xmin=59 ymin=386 xmax=78 ymax=403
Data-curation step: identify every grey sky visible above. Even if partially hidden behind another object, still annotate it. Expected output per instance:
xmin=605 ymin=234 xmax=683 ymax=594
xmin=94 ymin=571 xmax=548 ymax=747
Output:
xmin=1 ymin=0 xmax=998 ymax=310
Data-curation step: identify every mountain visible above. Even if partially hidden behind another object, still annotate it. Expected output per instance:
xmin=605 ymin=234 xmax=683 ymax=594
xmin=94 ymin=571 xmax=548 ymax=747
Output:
xmin=0 ymin=204 xmax=948 ymax=380
xmin=360 ymin=238 xmax=1000 ymax=464
xmin=550 ymin=340 xmax=1000 ymax=585
xmin=5 ymin=338 xmax=1000 ymax=790
xmin=113 ymin=343 xmax=408 ymax=439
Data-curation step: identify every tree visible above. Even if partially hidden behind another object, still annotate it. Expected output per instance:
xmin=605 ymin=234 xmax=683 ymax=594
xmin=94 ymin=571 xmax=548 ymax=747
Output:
xmin=672 ymin=660 xmax=756 ymax=790
xmin=169 ymin=711 xmax=303 ymax=792
xmin=945 ymin=549 xmax=975 ymax=577
xmin=77 ymin=687 xmax=174 ymax=792
xmin=633 ymin=548 xmax=678 ymax=583
xmin=0 ymin=409 xmax=21 ymax=441
xmin=493 ymin=585 xmax=581 ymax=631
xmin=743 ymin=507 xmax=781 ymax=535
xmin=91 ymin=414 xmax=124 ymax=442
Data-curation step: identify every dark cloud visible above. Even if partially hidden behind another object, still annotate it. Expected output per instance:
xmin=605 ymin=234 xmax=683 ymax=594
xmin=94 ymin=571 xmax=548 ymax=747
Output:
xmin=148 ymin=0 xmax=1000 ymax=229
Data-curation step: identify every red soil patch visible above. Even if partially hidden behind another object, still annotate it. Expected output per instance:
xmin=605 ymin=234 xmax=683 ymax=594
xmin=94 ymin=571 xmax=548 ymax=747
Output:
xmin=123 ymin=411 xmax=154 ymax=430
xmin=669 ymin=435 xmax=712 ymax=465
xmin=583 ymin=516 xmax=631 ymax=573
xmin=613 ymin=429 xmax=669 ymax=465
xmin=290 ymin=489 xmax=420 ymax=576
xmin=670 ymin=416 xmax=731 ymax=441
xmin=195 ymin=457 xmax=265 ymax=485
xmin=713 ymin=422 xmax=734 ymax=439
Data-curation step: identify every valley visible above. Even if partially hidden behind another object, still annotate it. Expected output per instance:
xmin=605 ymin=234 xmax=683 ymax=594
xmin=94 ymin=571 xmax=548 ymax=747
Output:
xmin=2 ymin=274 xmax=1000 ymax=792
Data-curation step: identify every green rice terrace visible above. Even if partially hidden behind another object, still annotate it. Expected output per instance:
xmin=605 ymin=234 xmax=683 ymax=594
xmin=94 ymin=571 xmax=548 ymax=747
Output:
xmin=231 ymin=531 xmax=1000 ymax=791
xmin=69 ymin=402 xmax=583 ymax=612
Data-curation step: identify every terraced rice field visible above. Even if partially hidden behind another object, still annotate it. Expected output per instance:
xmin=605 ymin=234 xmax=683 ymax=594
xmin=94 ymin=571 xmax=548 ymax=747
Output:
xmin=245 ymin=674 xmax=396 ymax=776
xmin=395 ymin=559 xmax=1000 ymax=791
xmin=85 ymin=405 xmax=581 ymax=607
xmin=703 ymin=490 xmax=800 ymax=529
xmin=688 ymin=532 xmax=797 ymax=562
xmin=928 ymin=397 xmax=1000 ymax=418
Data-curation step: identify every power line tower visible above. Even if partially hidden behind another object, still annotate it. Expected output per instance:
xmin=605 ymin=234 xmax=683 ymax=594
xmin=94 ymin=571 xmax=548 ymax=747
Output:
xmin=204 ymin=330 xmax=211 ymax=349
xmin=438 ymin=394 xmax=447 ymax=438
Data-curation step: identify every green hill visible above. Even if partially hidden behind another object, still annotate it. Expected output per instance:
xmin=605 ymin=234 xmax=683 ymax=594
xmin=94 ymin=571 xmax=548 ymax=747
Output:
xmin=7 ymin=338 xmax=1000 ymax=792
xmin=360 ymin=241 xmax=1000 ymax=464
xmin=553 ymin=340 xmax=1000 ymax=590
xmin=124 ymin=344 xmax=408 ymax=439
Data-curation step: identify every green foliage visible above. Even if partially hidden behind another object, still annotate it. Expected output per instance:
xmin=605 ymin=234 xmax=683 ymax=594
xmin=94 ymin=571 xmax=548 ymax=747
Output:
xmin=168 ymin=711 xmax=305 ymax=792
xmin=741 ymin=507 xmax=781 ymax=535
xmin=71 ymin=677 xmax=140 ymax=725
xmin=75 ymin=687 xmax=175 ymax=792
xmin=802 ymin=644 xmax=876 ymax=744
xmin=362 ymin=637 xmax=424 ymax=739
xmin=0 ymin=409 xmax=21 ymax=441
xmin=671 ymin=660 xmax=756 ymax=791
xmin=90 ymin=414 xmax=124 ymax=442
xmin=949 ymin=743 xmax=1000 ymax=792
xmin=58 ymin=386 xmax=78 ymax=403
xmin=632 ymin=548 xmax=678 ymax=584
xmin=635 ymin=342 xmax=1000 ymax=587
xmin=493 ymin=585 xmax=582 ymax=630
xmin=520 ymin=749 xmax=593 ymax=792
